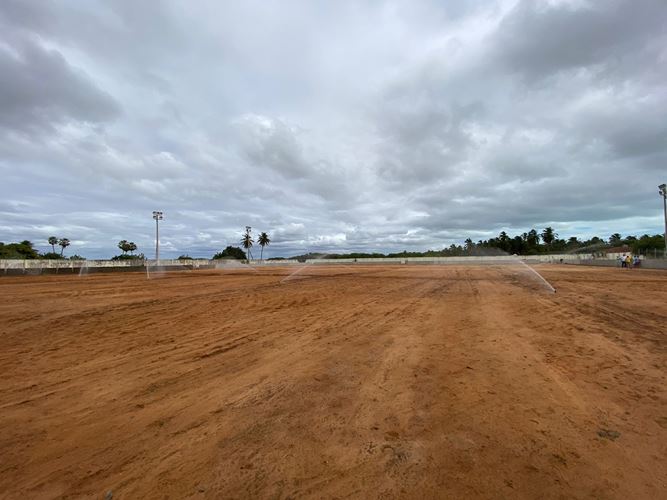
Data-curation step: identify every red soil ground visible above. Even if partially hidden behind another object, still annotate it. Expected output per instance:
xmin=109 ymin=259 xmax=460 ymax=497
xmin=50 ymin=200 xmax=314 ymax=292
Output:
xmin=0 ymin=264 xmax=665 ymax=499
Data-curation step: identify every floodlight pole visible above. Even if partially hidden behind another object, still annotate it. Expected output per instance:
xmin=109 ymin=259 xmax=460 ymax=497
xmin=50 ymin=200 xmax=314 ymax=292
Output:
xmin=152 ymin=211 xmax=163 ymax=262
xmin=659 ymin=184 xmax=667 ymax=257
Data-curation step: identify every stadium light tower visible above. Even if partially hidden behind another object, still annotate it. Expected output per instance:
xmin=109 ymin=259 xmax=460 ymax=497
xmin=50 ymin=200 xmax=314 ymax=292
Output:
xmin=152 ymin=211 xmax=163 ymax=261
xmin=659 ymin=184 xmax=667 ymax=255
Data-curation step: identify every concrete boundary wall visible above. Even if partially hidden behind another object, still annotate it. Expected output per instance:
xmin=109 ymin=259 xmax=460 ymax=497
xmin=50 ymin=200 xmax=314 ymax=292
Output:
xmin=0 ymin=258 xmax=302 ymax=275
xmin=1 ymin=259 xmax=214 ymax=275
xmin=300 ymin=254 xmax=593 ymax=265
xmin=569 ymin=258 xmax=667 ymax=270
xmin=249 ymin=260 xmax=301 ymax=266
xmin=4 ymin=253 xmax=665 ymax=275
xmin=1 ymin=258 xmax=212 ymax=269
xmin=1 ymin=254 xmax=592 ymax=270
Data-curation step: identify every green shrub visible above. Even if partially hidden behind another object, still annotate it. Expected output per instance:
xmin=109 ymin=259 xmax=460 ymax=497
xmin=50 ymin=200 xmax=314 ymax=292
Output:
xmin=0 ymin=241 xmax=40 ymax=259
xmin=41 ymin=252 xmax=65 ymax=260
xmin=213 ymin=246 xmax=246 ymax=260
xmin=111 ymin=254 xmax=144 ymax=261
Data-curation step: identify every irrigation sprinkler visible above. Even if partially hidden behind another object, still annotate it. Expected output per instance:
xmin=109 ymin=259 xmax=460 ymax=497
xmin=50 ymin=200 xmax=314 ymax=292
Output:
xmin=659 ymin=184 xmax=667 ymax=256
xmin=152 ymin=211 xmax=163 ymax=262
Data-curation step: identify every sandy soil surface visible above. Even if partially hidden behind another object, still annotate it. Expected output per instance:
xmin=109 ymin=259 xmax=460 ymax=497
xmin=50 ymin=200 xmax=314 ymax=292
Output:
xmin=0 ymin=264 xmax=665 ymax=499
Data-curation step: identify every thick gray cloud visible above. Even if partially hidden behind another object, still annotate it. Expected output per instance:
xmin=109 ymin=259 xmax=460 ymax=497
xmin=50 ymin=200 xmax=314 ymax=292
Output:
xmin=493 ymin=0 xmax=667 ymax=81
xmin=0 ymin=36 xmax=119 ymax=133
xmin=0 ymin=0 xmax=665 ymax=258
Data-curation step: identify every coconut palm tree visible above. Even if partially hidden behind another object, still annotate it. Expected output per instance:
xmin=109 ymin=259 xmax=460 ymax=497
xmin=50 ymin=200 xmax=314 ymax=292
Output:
xmin=241 ymin=226 xmax=254 ymax=262
xmin=48 ymin=236 xmax=58 ymax=254
xmin=257 ymin=232 xmax=271 ymax=261
xmin=541 ymin=227 xmax=556 ymax=250
xmin=58 ymin=238 xmax=70 ymax=256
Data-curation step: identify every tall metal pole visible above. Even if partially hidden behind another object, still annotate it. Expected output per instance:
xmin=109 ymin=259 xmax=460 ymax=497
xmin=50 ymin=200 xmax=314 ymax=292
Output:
xmin=660 ymin=184 xmax=667 ymax=257
xmin=152 ymin=211 xmax=163 ymax=262
xmin=156 ymin=217 xmax=159 ymax=261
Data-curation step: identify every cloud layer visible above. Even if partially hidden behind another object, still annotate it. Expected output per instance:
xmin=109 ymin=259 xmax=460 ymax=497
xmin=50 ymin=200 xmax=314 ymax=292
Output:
xmin=1 ymin=0 xmax=666 ymax=258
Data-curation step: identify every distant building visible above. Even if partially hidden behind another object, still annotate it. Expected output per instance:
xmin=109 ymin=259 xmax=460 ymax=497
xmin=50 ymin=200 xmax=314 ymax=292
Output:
xmin=604 ymin=245 xmax=632 ymax=254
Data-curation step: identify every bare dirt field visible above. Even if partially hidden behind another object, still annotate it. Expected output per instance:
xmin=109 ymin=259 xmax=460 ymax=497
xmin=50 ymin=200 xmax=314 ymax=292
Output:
xmin=0 ymin=264 xmax=665 ymax=499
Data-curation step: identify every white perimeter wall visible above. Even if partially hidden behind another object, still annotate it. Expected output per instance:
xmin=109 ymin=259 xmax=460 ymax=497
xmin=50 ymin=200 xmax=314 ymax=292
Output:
xmin=296 ymin=254 xmax=592 ymax=264
xmin=4 ymin=254 xmax=667 ymax=271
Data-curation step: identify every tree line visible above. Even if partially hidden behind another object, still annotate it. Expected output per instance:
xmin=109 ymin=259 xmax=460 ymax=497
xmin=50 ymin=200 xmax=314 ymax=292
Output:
xmin=456 ymin=228 xmax=665 ymax=256
xmin=292 ymin=228 xmax=666 ymax=260
xmin=0 ymin=239 xmax=83 ymax=260
xmin=0 ymin=227 xmax=273 ymax=261
xmin=1 ymin=227 xmax=663 ymax=261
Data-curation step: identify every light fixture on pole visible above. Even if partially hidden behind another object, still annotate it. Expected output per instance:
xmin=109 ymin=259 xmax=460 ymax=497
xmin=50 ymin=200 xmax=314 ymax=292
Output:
xmin=659 ymin=184 xmax=667 ymax=256
xmin=152 ymin=211 xmax=163 ymax=261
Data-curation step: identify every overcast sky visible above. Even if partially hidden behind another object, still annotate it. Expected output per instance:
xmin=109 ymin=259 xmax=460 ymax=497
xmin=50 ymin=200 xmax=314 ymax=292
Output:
xmin=1 ymin=0 xmax=666 ymax=258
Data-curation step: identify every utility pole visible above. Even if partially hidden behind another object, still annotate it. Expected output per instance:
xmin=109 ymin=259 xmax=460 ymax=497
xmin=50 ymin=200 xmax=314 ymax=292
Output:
xmin=659 ymin=184 xmax=667 ymax=257
xmin=152 ymin=211 xmax=163 ymax=261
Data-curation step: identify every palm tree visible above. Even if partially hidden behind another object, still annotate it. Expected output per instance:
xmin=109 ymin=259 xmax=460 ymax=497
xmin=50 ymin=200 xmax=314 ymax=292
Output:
xmin=58 ymin=238 xmax=70 ymax=256
xmin=241 ymin=226 xmax=254 ymax=262
xmin=526 ymin=229 xmax=540 ymax=250
xmin=48 ymin=236 xmax=58 ymax=254
xmin=498 ymin=231 xmax=510 ymax=252
xmin=118 ymin=240 xmax=129 ymax=254
xmin=541 ymin=227 xmax=556 ymax=249
xmin=257 ymin=232 xmax=271 ymax=261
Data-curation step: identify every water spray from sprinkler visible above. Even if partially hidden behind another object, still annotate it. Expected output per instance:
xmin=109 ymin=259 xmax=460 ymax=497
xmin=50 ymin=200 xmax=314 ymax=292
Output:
xmin=511 ymin=254 xmax=556 ymax=293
